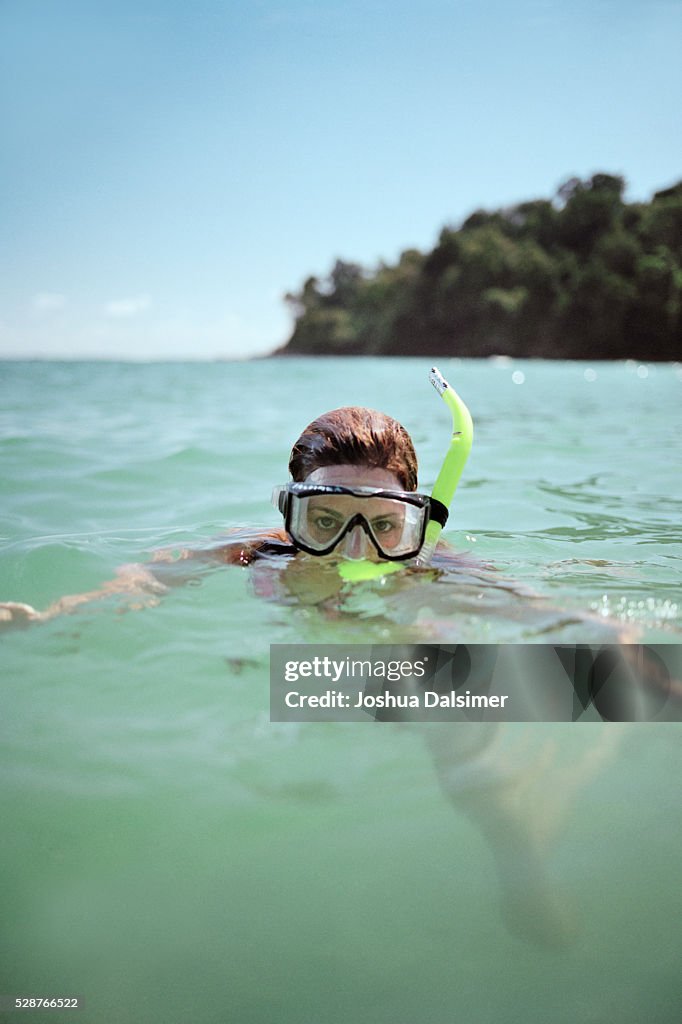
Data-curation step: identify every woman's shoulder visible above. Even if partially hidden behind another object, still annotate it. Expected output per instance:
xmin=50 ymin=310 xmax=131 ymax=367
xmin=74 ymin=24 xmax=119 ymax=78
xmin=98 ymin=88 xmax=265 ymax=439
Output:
xmin=432 ymin=538 xmax=496 ymax=573
xmin=196 ymin=526 xmax=297 ymax=566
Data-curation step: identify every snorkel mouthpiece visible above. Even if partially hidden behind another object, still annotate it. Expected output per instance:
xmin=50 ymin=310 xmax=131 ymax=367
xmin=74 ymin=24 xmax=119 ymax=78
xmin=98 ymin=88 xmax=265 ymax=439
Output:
xmin=338 ymin=366 xmax=473 ymax=581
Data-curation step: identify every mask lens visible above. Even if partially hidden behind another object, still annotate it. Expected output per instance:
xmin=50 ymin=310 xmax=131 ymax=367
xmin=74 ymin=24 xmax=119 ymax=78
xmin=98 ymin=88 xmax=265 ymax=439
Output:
xmin=286 ymin=489 xmax=427 ymax=558
xmin=340 ymin=524 xmax=373 ymax=561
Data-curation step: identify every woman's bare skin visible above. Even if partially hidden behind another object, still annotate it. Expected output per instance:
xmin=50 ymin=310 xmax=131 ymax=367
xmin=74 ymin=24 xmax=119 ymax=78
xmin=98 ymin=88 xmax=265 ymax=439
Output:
xmin=0 ymin=526 xmax=292 ymax=627
xmin=0 ymin=563 xmax=169 ymax=626
xmin=422 ymin=720 xmax=629 ymax=949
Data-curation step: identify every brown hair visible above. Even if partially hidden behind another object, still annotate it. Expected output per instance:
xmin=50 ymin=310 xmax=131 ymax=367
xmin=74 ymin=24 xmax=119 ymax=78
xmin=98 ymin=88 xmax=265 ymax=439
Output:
xmin=288 ymin=407 xmax=418 ymax=491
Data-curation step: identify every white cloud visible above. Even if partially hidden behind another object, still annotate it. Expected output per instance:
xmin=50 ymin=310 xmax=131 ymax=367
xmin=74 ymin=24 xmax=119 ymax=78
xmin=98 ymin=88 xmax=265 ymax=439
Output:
xmin=32 ymin=292 xmax=67 ymax=311
xmin=0 ymin=298 xmax=284 ymax=360
xmin=103 ymin=294 xmax=152 ymax=318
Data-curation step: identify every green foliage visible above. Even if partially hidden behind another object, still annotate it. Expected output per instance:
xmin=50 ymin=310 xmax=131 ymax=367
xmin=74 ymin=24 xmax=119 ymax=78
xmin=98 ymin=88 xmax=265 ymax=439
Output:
xmin=280 ymin=173 xmax=682 ymax=360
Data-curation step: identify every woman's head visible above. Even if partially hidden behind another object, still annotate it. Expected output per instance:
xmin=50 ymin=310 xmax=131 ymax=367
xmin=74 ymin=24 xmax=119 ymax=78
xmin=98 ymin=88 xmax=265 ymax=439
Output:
xmin=288 ymin=407 xmax=418 ymax=491
xmin=281 ymin=408 xmax=421 ymax=562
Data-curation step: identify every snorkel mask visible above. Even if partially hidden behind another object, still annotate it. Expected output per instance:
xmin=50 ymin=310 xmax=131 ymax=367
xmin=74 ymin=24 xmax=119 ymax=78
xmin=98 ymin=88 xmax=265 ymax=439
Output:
xmin=273 ymin=367 xmax=473 ymax=581
xmin=272 ymin=483 xmax=448 ymax=561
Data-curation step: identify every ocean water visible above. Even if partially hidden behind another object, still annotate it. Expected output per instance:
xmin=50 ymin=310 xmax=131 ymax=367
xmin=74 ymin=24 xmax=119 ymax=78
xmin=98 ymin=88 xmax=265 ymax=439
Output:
xmin=1 ymin=357 xmax=681 ymax=1023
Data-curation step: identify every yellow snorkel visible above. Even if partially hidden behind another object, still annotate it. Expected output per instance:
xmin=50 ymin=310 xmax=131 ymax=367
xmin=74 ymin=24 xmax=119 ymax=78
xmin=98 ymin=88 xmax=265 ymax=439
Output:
xmin=338 ymin=366 xmax=473 ymax=582
xmin=414 ymin=366 xmax=474 ymax=566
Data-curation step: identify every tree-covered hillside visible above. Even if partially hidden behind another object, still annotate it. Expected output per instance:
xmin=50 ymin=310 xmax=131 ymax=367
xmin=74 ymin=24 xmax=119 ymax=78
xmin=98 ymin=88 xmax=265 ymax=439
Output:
xmin=277 ymin=174 xmax=682 ymax=360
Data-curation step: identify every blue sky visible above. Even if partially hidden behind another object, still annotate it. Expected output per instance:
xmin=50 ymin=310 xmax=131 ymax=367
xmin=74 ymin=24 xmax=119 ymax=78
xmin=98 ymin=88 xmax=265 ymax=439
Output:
xmin=2 ymin=0 xmax=681 ymax=359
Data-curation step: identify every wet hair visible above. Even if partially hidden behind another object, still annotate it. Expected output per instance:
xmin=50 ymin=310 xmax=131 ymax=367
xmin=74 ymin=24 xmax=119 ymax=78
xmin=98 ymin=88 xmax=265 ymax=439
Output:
xmin=288 ymin=407 xmax=418 ymax=491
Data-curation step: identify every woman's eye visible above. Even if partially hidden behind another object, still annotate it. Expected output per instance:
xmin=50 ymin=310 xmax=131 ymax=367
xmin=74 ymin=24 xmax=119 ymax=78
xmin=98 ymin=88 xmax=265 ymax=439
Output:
xmin=374 ymin=519 xmax=397 ymax=534
xmin=314 ymin=515 xmax=338 ymax=531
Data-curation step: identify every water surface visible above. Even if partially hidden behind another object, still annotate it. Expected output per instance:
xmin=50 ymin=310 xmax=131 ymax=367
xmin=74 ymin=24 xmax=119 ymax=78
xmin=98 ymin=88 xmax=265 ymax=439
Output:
xmin=1 ymin=358 xmax=681 ymax=1023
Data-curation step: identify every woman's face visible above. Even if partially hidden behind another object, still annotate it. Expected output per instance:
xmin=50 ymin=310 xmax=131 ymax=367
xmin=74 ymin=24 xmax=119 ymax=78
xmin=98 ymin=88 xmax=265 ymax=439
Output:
xmin=303 ymin=465 xmax=407 ymax=562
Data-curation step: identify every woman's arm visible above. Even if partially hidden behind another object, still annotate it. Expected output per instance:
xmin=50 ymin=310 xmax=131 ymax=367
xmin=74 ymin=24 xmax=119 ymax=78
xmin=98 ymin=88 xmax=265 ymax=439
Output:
xmin=0 ymin=527 xmax=295 ymax=629
xmin=0 ymin=563 xmax=169 ymax=627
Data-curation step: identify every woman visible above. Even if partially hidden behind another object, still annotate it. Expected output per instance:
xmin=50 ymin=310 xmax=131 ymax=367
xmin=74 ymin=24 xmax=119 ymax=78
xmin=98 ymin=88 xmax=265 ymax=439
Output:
xmin=196 ymin=403 xmax=449 ymax=570
xmin=0 ymin=404 xmax=455 ymax=623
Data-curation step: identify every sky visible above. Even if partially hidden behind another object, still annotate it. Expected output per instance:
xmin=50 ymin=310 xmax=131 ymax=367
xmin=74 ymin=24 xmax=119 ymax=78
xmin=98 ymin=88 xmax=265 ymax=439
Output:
xmin=1 ymin=0 xmax=681 ymax=360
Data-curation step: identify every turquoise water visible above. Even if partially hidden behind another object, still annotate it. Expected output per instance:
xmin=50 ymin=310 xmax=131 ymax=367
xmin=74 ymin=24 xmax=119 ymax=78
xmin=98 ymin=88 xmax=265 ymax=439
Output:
xmin=1 ymin=358 xmax=682 ymax=1022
